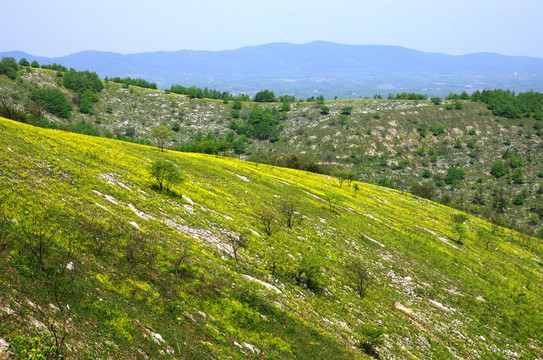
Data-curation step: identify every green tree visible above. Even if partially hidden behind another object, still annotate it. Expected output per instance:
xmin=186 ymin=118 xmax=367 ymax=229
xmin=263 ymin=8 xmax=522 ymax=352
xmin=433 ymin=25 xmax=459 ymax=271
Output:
xmin=150 ymin=159 xmax=183 ymax=191
xmin=18 ymin=57 xmax=30 ymax=66
xmin=324 ymin=192 xmax=343 ymax=213
xmin=451 ymin=213 xmax=469 ymax=245
xmin=253 ymin=89 xmax=276 ymax=102
xmin=280 ymin=101 xmax=291 ymax=112
xmin=431 ymin=97 xmax=442 ymax=105
xmin=445 ymin=166 xmax=465 ymax=186
xmin=490 ymin=161 xmax=508 ymax=178
xmin=0 ymin=57 xmax=19 ymax=79
xmin=151 ymin=125 xmax=172 ymax=152
xmin=320 ymin=105 xmax=330 ymax=115
xmin=341 ymin=106 xmax=353 ymax=115
xmin=31 ymin=60 xmax=40 ymax=68
xmin=353 ymin=183 xmax=360 ymax=196
xmin=511 ymin=169 xmax=524 ymax=184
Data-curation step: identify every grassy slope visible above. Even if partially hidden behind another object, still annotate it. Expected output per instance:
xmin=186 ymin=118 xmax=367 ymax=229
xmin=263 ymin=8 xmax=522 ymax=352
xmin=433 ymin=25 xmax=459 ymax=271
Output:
xmin=2 ymin=68 xmax=542 ymax=235
xmin=0 ymin=117 xmax=542 ymax=359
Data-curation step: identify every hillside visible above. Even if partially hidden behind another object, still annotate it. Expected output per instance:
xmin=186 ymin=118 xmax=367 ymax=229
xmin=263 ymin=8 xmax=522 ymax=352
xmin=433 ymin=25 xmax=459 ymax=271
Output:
xmin=3 ymin=41 xmax=543 ymax=98
xmin=1 ymin=67 xmax=542 ymax=238
xmin=1 ymin=117 xmax=543 ymax=358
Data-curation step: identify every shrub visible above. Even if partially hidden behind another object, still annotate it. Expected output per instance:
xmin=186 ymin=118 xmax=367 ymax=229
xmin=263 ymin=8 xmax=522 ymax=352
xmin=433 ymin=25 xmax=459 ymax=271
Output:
xmin=431 ymin=97 xmax=442 ymax=105
xmin=445 ymin=167 xmax=465 ymax=185
xmin=490 ymin=161 xmax=508 ymax=178
xmin=341 ymin=106 xmax=353 ymax=115
xmin=320 ymin=105 xmax=330 ymax=115
xmin=356 ymin=326 xmax=384 ymax=359
xmin=0 ymin=57 xmax=19 ymax=79
xmin=149 ymin=159 xmax=183 ymax=191
xmin=511 ymin=169 xmax=524 ymax=184
xmin=29 ymin=88 xmax=71 ymax=118
xmin=431 ymin=125 xmax=445 ymax=136
xmin=509 ymin=155 xmax=524 ymax=168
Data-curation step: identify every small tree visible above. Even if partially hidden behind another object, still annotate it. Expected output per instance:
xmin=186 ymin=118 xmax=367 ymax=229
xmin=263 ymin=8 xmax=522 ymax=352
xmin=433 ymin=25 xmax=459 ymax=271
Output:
xmin=353 ymin=183 xmax=360 ymax=197
xmin=324 ymin=192 xmax=343 ymax=213
xmin=150 ymin=159 xmax=183 ymax=191
xmin=226 ymin=231 xmax=248 ymax=265
xmin=341 ymin=106 xmax=353 ymax=115
xmin=451 ymin=213 xmax=469 ymax=244
xmin=320 ymin=105 xmax=330 ymax=115
xmin=151 ymin=124 xmax=172 ymax=152
xmin=255 ymin=206 xmax=278 ymax=236
xmin=18 ymin=57 xmax=30 ymax=66
xmin=278 ymin=197 xmax=299 ymax=229
xmin=357 ymin=325 xmax=384 ymax=359
xmin=431 ymin=97 xmax=442 ymax=105
xmin=346 ymin=258 xmax=373 ymax=299
xmin=295 ymin=253 xmax=324 ymax=291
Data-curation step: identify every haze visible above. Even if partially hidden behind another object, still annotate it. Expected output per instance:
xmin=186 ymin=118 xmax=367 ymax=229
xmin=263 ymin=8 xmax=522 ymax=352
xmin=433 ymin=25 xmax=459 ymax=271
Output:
xmin=1 ymin=0 xmax=542 ymax=58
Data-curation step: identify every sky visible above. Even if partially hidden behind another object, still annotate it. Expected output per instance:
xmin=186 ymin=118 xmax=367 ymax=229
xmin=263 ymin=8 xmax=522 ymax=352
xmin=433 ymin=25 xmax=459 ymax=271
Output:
xmin=2 ymin=0 xmax=543 ymax=58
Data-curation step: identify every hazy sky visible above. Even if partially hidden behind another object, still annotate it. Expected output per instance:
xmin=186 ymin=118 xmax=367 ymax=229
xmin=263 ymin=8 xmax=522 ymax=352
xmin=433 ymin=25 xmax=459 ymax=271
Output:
xmin=2 ymin=0 xmax=542 ymax=58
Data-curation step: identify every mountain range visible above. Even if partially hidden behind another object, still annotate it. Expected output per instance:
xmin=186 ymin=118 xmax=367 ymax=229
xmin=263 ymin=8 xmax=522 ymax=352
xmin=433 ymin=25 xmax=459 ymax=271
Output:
xmin=3 ymin=41 xmax=543 ymax=98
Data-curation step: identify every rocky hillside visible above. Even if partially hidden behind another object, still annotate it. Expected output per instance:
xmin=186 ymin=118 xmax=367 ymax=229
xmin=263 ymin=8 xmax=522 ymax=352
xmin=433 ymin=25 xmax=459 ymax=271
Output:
xmin=1 ymin=67 xmax=542 ymax=238
xmin=0 ymin=117 xmax=542 ymax=358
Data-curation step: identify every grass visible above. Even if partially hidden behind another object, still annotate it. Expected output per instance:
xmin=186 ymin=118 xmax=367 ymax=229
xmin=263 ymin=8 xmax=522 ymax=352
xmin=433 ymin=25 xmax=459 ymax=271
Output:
xmin=0 ymin=116 xmax=542 ymax=358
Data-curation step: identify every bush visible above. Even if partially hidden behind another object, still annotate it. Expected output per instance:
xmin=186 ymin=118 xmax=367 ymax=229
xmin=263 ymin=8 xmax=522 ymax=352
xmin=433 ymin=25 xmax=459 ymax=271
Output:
xmin=0 ymin=57 xmax=19 ymax=79
xmin=511 ymin=169 xmax=524 ymax=184
xmin=490 ymin=161 xmax=508 ymax=178
xmin=377 ymin=177 xmax=396 ymax=189
xmin=431 ymin=97 xmax=442 ymax=105
xmin=253 ymin=89 xmax=276 ymax=102
xmin=30 ymin=88 xmax=71 ymax=118
xmin=341 ymin=106 xmax=353 ymax=115
xmin=356 ymin=326 xmax=384 ymax=359
xmin=445 ymin=167 xmax=465 ymax=185
xmin=431 ymin=125 xmax=445 ymax=136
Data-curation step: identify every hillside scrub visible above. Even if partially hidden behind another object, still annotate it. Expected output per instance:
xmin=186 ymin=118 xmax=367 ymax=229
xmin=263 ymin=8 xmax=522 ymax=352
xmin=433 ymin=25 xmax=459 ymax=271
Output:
xmin=0 ymin=117 xmax=542 ymax=358
xmin=1 ymin=66 xmax=543 ymax=239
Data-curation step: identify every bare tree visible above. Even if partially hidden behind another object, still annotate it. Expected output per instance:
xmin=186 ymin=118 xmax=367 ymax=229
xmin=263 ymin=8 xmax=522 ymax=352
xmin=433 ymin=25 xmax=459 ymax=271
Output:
xmin=226 ymin=231 xmax=248 ymax=265
xmin=278 ymin=197 xmax=300 ymax=229
xmin=255 ymin=206 xmax=278 ymax=236
xmin=346 ymin=258 xmax=373 ymax=299
xmin=13 ymin=209 xmax=78 ymax=359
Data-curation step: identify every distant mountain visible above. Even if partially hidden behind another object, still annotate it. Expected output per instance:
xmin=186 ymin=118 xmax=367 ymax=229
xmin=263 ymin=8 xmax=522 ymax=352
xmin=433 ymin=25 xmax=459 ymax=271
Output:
xmin=3 ymin=41 xmax=543 ymax=98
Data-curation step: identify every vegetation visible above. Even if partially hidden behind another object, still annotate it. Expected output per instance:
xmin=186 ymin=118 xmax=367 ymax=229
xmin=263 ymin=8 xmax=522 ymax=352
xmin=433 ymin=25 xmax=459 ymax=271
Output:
xmin=105 ymin=76 xmax=157 ymax=90
xmin=1 ymin=116 xmax=543 ymax=358
xmin=1 ymin=65 xmax=542 ymax=240
xmin=29 ymin=88 xmax=71 ymax=118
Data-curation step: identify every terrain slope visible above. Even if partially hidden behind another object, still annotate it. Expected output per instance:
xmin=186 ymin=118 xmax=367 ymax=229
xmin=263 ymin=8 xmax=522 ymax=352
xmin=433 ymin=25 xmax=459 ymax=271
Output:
xmin=0 ymin=117 xmax=542 ymax=358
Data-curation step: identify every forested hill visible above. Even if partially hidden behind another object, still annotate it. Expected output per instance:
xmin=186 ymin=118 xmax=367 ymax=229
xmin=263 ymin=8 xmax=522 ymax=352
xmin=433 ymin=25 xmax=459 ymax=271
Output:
xmin=3 ymin=41 xmax=543 ymax=98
